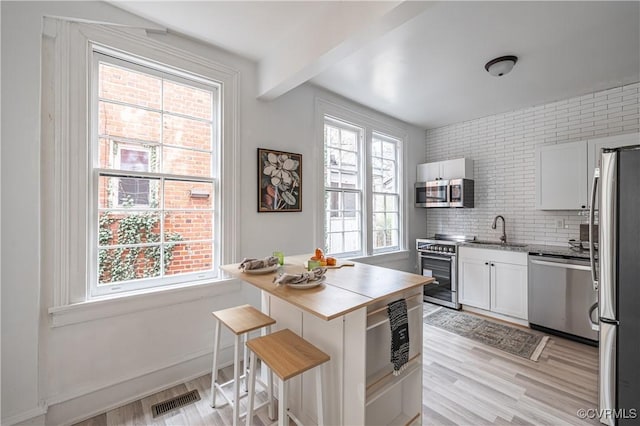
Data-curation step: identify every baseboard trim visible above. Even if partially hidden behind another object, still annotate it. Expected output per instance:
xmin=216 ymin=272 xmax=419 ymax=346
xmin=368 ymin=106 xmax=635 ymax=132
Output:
xmin=45 ymin=345 xmax=235 ymax=426
xmin=2 ymin=404 xmax=48 ymax=426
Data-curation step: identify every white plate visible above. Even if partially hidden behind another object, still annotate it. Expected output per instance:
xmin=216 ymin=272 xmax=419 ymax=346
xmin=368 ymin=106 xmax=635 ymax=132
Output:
xmin=242 ymin=264 xmax=279 ymax=274
xmin=286 ymin=276 xmax=325 ymax=289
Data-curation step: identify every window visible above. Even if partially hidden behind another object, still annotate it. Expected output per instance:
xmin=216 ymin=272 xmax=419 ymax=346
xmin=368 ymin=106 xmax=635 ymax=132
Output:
xmin=371 ymin=133 xmax=400 ymax=251
xmin=93 ymin=50 xmax=219 ymax=296
xmin=323 ymin=114 xmax=403 ymax=257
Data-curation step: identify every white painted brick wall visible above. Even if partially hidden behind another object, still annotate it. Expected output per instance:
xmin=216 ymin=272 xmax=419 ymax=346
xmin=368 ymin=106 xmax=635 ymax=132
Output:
xmin=425 ymin=82 xmax=640 ymax=246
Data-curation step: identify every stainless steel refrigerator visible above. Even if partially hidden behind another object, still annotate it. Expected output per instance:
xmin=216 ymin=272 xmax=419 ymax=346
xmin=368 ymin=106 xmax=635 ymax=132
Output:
xmin=589 ymin=145 xmax=640 ymax=426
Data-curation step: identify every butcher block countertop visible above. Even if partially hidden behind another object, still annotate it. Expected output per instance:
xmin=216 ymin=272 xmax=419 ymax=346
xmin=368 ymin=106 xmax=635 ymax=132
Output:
xmin=220 ymin=254 xmax=433 ymax=321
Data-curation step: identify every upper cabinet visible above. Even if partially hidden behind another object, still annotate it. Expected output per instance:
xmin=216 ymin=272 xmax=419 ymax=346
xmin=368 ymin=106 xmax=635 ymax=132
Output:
xmin=535 ymin=141 xmax=588 ymax=210
xmin=417 ymin=158 xmax=474 ymax=181
xmin=536 ymin=133 xmax=639 ymax=210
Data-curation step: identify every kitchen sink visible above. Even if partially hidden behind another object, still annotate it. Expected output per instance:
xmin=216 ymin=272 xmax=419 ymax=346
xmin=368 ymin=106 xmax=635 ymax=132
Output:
xmin=470 ymin=240 xmax=528 ymax=248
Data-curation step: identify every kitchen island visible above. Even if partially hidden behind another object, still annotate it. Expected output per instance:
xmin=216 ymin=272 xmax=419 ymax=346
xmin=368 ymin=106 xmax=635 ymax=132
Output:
xmin=221 ymin=254 xmax=432 ymax=426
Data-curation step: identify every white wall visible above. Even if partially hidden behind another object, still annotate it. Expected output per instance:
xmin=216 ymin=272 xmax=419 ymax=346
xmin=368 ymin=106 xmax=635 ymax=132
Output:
xmin=0 ymin=2 xmax=426 ymax=424
xmin=425 ymin=83 xmax=640 ymax=245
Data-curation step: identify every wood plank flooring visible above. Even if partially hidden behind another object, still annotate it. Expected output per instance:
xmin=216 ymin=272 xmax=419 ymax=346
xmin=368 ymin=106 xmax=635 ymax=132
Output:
xmin=422 ymin=304 xmax=599 ymax=426
xmin=74 ymin=304 xmax=599 ymax=425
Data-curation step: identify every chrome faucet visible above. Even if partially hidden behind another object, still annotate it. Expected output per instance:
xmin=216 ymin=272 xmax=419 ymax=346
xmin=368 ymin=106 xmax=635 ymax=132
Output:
xmin=492 ymin=215 xmax=507 ymax=244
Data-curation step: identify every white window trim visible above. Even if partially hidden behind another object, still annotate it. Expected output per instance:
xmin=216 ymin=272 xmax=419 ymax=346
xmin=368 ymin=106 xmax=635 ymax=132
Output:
xmin=44 ymin=18 xmax=239 ymax=320
xmin=315 ymin=97 xmax=408 ymax=260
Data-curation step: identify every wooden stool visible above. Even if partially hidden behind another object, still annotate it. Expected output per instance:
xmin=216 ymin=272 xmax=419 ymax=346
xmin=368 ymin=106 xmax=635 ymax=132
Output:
xmin=211 ymin=304 xmax=276 ymax=426
xmin=245 ymin=329 xmax=331 ymax=426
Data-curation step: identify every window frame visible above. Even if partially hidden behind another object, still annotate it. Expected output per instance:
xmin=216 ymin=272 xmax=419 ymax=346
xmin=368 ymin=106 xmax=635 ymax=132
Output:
xmin=323 ymin=116 xmax=365 ymax=258
xmin=318 ymin=99 xmax=406 ymax=259
xmin=90 ymin=49 xmax=221 ymax=297
xmin=45 ymin=19 xmax=239 ymax=312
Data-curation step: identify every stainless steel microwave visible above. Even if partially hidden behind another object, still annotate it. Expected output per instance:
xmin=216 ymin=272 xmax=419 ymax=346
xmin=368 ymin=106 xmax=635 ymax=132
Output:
xmin=415 ymin=179 xmax=474 ymax=208
xmin=415 ymin=180 xmax=449 ymax=207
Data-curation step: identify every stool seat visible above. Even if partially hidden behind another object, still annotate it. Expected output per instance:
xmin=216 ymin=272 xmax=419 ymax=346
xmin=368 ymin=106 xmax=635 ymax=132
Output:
xmin=247 ymin=329 xmax=330 ymax=381
xmin=210 ymin=305 xmax=276 ymax=426
xmin=246 ymin=329 xmax=330 ymax=426
xmin=212 ymin=304 xmax=276 ymax=335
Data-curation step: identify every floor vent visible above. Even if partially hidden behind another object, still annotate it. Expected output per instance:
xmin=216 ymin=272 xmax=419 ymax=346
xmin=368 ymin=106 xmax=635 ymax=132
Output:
xmin=151 ymin=389 xmax=201 ymax=418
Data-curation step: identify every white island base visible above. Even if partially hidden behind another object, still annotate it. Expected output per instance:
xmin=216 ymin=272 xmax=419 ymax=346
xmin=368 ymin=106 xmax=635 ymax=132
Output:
xmin=262 ymin=288 xmax=423 ymax=426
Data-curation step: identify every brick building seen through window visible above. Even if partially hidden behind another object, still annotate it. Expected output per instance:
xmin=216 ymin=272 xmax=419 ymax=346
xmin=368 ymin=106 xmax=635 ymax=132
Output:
xmin=96 ymin=54 xmax=217 ymax=293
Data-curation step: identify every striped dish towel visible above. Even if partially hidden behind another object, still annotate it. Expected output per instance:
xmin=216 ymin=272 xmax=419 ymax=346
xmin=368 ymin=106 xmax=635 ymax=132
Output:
xmin=387 ymin=299 xmax=410 ymax=376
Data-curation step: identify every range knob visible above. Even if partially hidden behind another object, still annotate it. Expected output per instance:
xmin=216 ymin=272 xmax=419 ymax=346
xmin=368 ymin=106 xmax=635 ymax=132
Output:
xmin=448 ymin=247 xmax=454 ymax=253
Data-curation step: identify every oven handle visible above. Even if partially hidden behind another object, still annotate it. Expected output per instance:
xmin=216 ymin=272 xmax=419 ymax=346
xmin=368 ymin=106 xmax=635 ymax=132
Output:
xmin=419 ymin=254 xmax=454 ymax=262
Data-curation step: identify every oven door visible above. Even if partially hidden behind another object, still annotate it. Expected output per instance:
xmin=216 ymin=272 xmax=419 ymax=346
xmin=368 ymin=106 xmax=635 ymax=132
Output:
xmin=415 ymin=181 xmax=449 ymax=207
xmin=420 ymin=253 xmax=459 ymax=309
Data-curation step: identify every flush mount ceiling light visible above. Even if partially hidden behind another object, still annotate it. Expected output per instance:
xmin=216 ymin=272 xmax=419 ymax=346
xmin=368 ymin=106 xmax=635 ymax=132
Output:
xmin=484 ymin=55 xmax=518 ymax=77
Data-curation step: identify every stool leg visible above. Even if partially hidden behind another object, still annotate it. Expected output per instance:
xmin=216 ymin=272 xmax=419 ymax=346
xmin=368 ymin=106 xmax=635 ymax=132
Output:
xmin=315 ymin=366 xmax=324 ymax=426
xmin=267 ymin=366 xmax=275 ymax=420
xmin=233 ymin=334 xmax=241 ymax=426
xmin=278 ymin=378 xmax=288 ymax=426
xmin=245 ymin=351 xmax=257 ymax=426
xmin=243 ymin=332 xmax=249 ymax=392
xmin=265 ymin=325 xmax=275 ymax=421
xmin=210 ymin=319 xmax=221 ymax=408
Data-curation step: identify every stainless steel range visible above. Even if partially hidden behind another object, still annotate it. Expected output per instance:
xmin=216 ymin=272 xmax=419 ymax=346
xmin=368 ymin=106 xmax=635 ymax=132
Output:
xmin=416 ymin=234 xmax=475 ymax=309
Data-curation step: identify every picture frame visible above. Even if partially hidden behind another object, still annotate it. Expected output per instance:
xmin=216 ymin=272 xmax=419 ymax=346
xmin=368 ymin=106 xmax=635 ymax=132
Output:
xmin=257 ymin=148 xmax=302 ymax=212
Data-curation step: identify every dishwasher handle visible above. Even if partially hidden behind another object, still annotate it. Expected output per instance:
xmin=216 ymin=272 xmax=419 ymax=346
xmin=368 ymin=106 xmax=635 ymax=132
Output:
xmin=529 ymin=259 xmax=591 ymax=271
xmin=588 ymin=302 xmax=600 ymax=332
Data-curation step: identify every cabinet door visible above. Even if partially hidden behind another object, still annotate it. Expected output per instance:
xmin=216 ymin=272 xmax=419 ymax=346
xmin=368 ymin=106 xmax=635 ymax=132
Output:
xmin=535 ymin=141 xmax=588 ymax=210
xmin=441 ymin=158 xmax=474 ymax=180
xmin=459 ymin=258 xmax=490 ymax=310
xmin=417 ymin=162 xmax=441 ymax=181
xmin=490 ymin=262 xmax=528 ymax=320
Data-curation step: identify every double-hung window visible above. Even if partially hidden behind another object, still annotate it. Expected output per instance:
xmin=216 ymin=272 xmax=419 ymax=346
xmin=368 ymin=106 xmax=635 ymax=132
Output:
xmin=93 ymin=49 xmax=219 ymax=296
xmin=323 ymin=114 xmax=404 ymax=257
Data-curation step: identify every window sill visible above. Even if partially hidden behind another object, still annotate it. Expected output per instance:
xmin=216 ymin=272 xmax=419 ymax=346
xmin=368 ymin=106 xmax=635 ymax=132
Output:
xmin=48 ymin=278 xmax=240 ymax=328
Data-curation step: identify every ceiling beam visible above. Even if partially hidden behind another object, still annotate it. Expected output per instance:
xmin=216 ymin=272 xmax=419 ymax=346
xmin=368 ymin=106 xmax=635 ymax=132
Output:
xmin=257 ymin=1 xmax=433 ymax=101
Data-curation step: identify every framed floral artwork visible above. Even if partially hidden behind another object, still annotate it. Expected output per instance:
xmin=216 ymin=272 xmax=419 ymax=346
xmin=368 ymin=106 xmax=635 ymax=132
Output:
xmin=257 ymin=148 xmax=302 ymax=212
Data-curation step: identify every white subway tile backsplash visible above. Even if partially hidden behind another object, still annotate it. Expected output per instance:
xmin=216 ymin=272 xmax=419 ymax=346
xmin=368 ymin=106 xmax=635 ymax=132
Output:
xmin=424 ymin=83 xmax=640 ymax=245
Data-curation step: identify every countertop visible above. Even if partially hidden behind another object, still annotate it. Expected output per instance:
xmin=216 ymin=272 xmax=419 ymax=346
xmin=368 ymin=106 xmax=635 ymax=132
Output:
xmin=460 ymin=242 xmax=591 ymax=259
xmin=220 ymin=254 xmax=433 ymax=321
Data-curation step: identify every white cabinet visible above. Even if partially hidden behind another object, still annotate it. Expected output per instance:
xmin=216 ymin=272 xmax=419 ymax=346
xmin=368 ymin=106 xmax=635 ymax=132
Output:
xmin=491 ymin=261 xmax=528 ymax=319
xmin=459 ymin=257 xmax=490 ymax=310
xmin=535 ymin=141 xmax=588 ymax=210
xmin=458 ymin=247 xmax=528 ymax=320
xmin=417 ymin=158 xmax=473 ymax=181
xmin=418 ymin=162 xmax=442 ymax=181
xmin=535 ymin=133 xmax=639 ymax=210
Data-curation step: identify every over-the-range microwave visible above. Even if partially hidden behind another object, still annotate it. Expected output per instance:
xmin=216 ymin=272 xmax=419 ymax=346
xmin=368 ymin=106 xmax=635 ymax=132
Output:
xmin=415 ymin=178 xmax=474 ymax=208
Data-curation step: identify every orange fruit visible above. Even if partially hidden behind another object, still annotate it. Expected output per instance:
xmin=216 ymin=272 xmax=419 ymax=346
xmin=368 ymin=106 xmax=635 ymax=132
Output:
xmin=326 ymin=257 xmax=336 ymax=266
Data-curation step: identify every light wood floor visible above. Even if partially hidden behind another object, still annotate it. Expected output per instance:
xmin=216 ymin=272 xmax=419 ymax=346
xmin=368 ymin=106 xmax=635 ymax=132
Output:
xmin=74 ymin=304 xmax=599 ymax=426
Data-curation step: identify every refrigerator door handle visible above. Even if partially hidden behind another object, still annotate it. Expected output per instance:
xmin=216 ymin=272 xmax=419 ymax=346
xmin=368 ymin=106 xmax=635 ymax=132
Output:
xmin=599 ymin=322 xmax=617 ymax=426
xmin=589 ymin=168 xmax=599 ymax=292
xmin=599 ymin=152 xmax=617 ymax=322
xmin=588 ymin=302 xmax=599 ymax=332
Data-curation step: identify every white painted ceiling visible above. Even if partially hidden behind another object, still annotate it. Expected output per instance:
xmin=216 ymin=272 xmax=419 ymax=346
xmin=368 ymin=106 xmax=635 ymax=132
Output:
xmin=110 ymin=1 xmax=640 ymax=129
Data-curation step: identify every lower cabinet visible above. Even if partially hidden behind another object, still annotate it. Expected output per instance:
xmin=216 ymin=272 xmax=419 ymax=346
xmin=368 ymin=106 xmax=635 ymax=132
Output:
xmin=459 ymin=246 xmax=528 ymax=320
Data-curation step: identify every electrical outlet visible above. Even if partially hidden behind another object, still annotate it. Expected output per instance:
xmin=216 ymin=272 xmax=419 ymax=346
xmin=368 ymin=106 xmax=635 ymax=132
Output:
xmin=555 ymin=219 xmax=564 ymax=228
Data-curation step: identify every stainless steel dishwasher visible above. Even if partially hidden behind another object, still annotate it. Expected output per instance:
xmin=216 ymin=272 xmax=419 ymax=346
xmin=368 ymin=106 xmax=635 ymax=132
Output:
xmin=528 ymin=253 xmax=598 ymax=345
